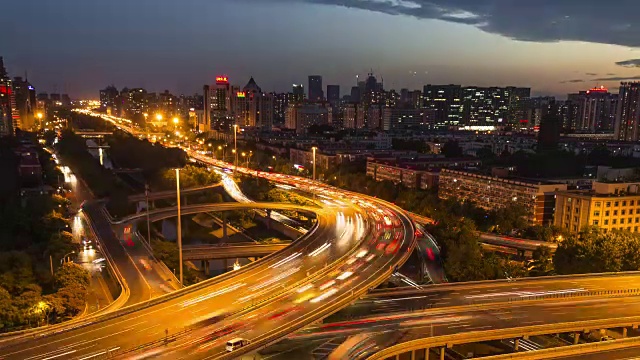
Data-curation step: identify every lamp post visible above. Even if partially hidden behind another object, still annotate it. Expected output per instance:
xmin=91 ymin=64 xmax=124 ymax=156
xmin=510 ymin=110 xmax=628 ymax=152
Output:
xmin=173 ymin=117 xmax=179 ymax=132
xmin=145 ymin=183 xmax=152 ymax=250
xmin=60 ymin=251 xmax=75 ymax=265
xmin=233 ymin=124 xmax=238 ymax=175
xmin=217 ymin=145 xmax=222 ymax=160
xmin=175 ymin=168 xmax=183 ymax=287
xmin=242 ymin=152 xmax=247 ymax=168
xmin=312 ymin=146 xmax=317 ymax=181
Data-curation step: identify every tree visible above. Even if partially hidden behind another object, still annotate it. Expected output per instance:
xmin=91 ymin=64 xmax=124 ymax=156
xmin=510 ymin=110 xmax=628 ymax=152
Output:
xmin=441 ymin=140 xmax=463 ymax=158
xmin=553 ymin=227 xmax=640 ymax=274
xmin=55 ymin=262 xmax=90 ymax=289
xmin=56 ymin=284 xmax=86 ymax=316
xmin=529 ymin=246 xmax=555 ymax=276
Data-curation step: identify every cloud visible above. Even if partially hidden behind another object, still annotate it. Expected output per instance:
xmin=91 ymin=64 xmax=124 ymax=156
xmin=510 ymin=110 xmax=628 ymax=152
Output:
xmin=560 ymin=79 xmax=585 ymax=84
xmin=616 ymin=59 xmax=640 ymax=67
xmin=289 ymin=0 xmax=640 ymax=47
xmin=585 ymin=73 xmax=598 ymax=76
xmin=592 ymin=75 xmax=640 ymax=81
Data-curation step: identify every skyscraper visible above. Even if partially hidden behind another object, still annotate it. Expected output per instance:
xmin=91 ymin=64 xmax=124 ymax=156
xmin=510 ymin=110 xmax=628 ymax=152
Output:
xmin=423 ymin=84 xmax=463 ymax=128
xmin=615 ymin=82 xmax=640 ymax=141
xmin=326 ymin=85 xmax=340 ymax=106
xmin=568 ymin=86 xmax=618 ymax=132
xmin=308 ymin=75 xmax=323 ymax=102
xmin=292 ymin=84 xmax=305 ymax=103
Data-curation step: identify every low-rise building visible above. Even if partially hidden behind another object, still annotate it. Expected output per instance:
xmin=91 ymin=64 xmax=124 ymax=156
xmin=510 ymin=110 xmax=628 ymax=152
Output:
xmin=438 ymin=169 xmax=567 ymax=224
xmin=366 ymin=158 xmax=479 ymax=190
xmin=289 ymin=148 xmax=337 ymax=171
xmin=554 ymin=181 xmax=640 ymax=233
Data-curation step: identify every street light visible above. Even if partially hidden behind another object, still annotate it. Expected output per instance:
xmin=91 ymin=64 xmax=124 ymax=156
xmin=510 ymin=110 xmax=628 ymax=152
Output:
xmin=145 ymin=183 xmax=152 ymax=251
xmin=155 ymin=114 xmax=163 ymax=121
xmin=312 ymin=146 xmax=318 ymax=181
xmin=233 ymin=124 xmax=238 ymax=176
xmin=175 ymin=168 xmax=184 ymax=287
xmin=60 ymin=251 xmax=75 ymax=265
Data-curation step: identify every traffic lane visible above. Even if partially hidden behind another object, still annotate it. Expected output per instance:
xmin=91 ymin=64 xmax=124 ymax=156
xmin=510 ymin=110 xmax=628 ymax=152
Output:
xmin=288 ymin=296 xmax=640 ymax=346
xmin=84 ymin=204 xmax=152 ymax=306
xmin=343 ymin=276 xmax=640 ymax=317
xmin=0 ymin=208 xmax=361 ymax=359
xmin=169 ymin=211 xmax=413 ymax=358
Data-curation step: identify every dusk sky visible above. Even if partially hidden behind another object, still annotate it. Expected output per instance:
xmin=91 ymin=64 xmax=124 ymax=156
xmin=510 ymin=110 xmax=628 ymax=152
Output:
xmin=4 ymin=0 xmax=640 ymax=98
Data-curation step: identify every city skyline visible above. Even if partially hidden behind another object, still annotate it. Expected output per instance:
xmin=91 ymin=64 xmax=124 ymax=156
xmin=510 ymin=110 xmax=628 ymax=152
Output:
xmin=4 ymin=1 xmax=640 ymax=98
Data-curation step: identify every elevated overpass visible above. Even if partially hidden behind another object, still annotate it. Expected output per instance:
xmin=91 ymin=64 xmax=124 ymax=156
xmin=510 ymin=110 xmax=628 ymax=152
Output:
xmin=0 ymin=183 xmax=416 ymax=360
xmin=182 ymin=243 xmax=288 ymax=261
xmin=127 ymin=183 xmax=223 ymax=203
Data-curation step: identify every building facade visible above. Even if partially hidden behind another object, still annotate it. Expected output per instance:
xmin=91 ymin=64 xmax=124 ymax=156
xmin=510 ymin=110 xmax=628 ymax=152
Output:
xmin=554 ymin=182 xmax=640 ymax=233
xmin=308 ymin=75 xmax=323 ymax=102
xmin=438 ymin=169 xmax=567 ymax=224
xmin=615 ymin=82 xmax=640 ymax=141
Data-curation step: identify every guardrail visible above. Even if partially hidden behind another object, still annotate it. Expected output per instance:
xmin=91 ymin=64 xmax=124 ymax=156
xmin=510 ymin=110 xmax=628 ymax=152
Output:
xmin=0 ymin=214 xmax=323 ymax=352
xmin=366 ymin=270 xmax=640 ymax=298
xmin=481 ymin=335 xmax=640 ymax=360
xmin=366 ymin=316 xmax=640 ymax=360
xmin=216 ymin=205 xmax=418 ymax=360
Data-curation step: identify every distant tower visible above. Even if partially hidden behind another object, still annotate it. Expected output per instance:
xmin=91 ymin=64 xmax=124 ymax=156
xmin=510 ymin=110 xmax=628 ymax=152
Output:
xmin=202 ymin=85 xmax=210 ymax=130
xmin=308 ymin=75 xmax=323 ymax=102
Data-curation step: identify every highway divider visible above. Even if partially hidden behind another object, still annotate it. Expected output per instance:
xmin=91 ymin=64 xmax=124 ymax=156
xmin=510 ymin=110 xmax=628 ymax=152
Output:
xmin=366 ymin=316 xmax=640 ymax=360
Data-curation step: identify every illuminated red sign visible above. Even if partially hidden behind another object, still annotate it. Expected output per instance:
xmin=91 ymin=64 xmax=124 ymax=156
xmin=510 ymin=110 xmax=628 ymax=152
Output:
xmin=520 ymin=119 xmax=528 ymax=124
xmin=237 ymin=91 xmax=246 ymax=98
xmin=216 ymin=76 xmax=229 ymax=84
xmin=586 ymin=86 xmax=608 ymax=94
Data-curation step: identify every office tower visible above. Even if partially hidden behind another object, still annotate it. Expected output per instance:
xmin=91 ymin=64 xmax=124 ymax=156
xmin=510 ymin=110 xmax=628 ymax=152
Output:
xmin=423 ymin=84 xmax=463 ymax=128
xmin=538 ymin=101 xmax=562 ymax=152
xmin=292 ymin=84 xmax=305 ymax=103
xmin=615 ymin=82 xmax=640 ymax=141
xmin=213 ymin=76 xmax=229 ymax=111
xmin=272 ymin=92 xmax=289 ymax=125
xmin=61 ymin=94 xmax=71 ymax=107
xmin=308 ymin=75 xmax=323 ymax=102
xmin=508 ymin=87 xmax=531 ymax=124
xmin=350 ymin=86 xmax=360 ymax=103
xmin=326 ymin=85 xmax=340 ymax=106
xmin=235 ymin=77 xmax=273 ymax=130
xmin=12 ymin=77 xmax=35 ymax=130
xmin=201 ymin=85 xmax=211 ymax=131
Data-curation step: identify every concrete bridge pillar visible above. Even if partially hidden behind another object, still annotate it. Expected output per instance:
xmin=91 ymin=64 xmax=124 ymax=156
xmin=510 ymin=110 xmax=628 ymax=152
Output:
xmin=623 ymin=327 xmax=628 ymax=338
xmin=440 ymin=347 xmax=445 ymax=360
xmin=222 ymin=212 xmax=228 ymax=240
xmin=573 ymin=332 xmax=580 ymax=344
xmin=514 ymin=338 xmax=519 ymax=351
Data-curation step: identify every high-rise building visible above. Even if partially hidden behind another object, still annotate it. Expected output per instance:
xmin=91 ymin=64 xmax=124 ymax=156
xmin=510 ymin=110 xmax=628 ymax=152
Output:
xmin=286 ymin=102 xmax=332 ymax=134
xmin=212 ymin=76 xmax=230 ymax=111
xmin=99 ymin=85 xmax=119 ymax=114
xmin=292 ymin=84 xmax=305 ymax=103
xmin=615 ymin=82 xmax=640 ymax=141
xmin=235 ymin=77 xmax=273 ymax=130
xmin=326 ymin=85 xmax=340 ymax=106
xmin=568 ymin=86 xmax=618 ymax=132
xmin=423 ymin=84 xmax=463 ymax=128
xmin=12 ymin=76 xmax=35 ymax=130
xmin=308 ymin=75 xmax=323 ymax=102
xmin=201 ymin=85 xmax=211 ymax=132
xmin=0 ymin=57 xmax=14 ymax=136
xmin=538 ymin=100 xmax=562 ymax=152
xmin=350 ymin=86 xmax=360 ymax=103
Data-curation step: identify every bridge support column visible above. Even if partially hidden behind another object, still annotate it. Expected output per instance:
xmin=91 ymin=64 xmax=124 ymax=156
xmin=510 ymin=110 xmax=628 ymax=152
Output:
xmin=623 ymin=327 xmax=628 ymax=338
xmin=573 ymin=332 xmax=580 ymax=344
xmin=201 ymin=260 xmax=209 ymax=275
xmin=222 ymin=212 xmax=228 ymax=240
xmin=513 ymin=338 xmax=519 ymax=351
xmin=424 ymin=348 xmax=429 ymax=360
xmin=440 ymin=347 xmax=445 ymax=360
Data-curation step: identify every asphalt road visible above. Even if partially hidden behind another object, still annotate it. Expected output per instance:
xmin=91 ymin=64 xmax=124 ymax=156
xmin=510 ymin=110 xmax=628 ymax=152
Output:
xmin=548 ymin=346 xmax=640 ymax=359
xmin=0 ymin=188 xmax=415 ymax=360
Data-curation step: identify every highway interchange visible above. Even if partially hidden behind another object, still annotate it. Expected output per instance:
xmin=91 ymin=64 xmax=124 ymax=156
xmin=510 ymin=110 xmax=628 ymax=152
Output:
xmin=4 ymin=110 xmax=639 ymax=359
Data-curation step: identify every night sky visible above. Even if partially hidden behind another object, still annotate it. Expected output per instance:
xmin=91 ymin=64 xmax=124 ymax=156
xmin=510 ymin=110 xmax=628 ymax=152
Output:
xmin=3 ymin=0 xmax=640 ymax=98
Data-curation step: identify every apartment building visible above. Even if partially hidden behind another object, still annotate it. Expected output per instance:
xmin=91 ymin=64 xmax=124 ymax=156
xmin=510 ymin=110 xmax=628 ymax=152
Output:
xmin=554 ymin=182 xmax=640 ymax=233
xmin=438 ymin=169 xmax=567 ymax=224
